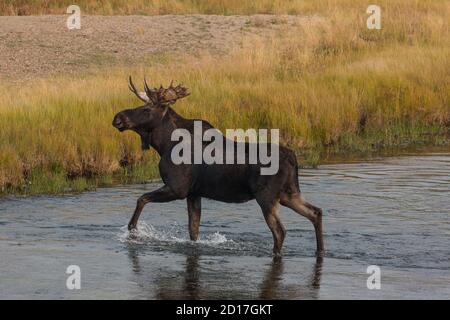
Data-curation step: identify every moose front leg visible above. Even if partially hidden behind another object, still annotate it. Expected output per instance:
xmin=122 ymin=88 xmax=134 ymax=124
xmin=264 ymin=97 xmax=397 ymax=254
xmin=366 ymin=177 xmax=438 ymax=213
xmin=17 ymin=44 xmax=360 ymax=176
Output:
xmin=187 ymin=196 xmax=201 ymax=241
xmin=128 ymin=185 xmax=179 ymax=230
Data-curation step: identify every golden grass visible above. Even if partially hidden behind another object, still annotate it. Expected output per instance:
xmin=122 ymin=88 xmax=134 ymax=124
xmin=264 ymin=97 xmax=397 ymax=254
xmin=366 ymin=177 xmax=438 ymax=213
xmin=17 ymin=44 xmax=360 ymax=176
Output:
xmin=1 ymin=0 xmax=448 ymax=16
xmin=0 ymin=1 xmax=449 ymax=194
xmin=0 ymin=0 xmax=389 ymax=16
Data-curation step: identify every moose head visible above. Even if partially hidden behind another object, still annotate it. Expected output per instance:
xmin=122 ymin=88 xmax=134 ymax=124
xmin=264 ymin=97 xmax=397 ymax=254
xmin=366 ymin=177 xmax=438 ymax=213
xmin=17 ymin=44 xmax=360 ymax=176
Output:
xmin=112 ymin=77 xmax=189 ymax=149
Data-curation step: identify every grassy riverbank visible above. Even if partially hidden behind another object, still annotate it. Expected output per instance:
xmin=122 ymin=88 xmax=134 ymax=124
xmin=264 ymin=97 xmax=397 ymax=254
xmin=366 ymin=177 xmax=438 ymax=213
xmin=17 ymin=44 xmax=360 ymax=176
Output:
xmin=0 ymin=1 xmax=448 ymax=195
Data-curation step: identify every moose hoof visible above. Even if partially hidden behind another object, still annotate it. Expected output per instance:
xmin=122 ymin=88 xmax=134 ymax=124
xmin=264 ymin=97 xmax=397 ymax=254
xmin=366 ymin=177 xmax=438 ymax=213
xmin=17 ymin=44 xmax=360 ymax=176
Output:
xmin=189 ymin=234 xmax=199 ymax=241
xmin=128 ymin=223 xmax=137 ymax=231
xmin=272 ymin=250 xmax=282 ymax=258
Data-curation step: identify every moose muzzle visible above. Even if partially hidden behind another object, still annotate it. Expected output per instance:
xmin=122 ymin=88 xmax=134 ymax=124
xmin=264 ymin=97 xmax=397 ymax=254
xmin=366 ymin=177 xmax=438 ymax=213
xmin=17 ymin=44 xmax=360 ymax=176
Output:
xmin=112 ymin=113 xmax=128 ymax=131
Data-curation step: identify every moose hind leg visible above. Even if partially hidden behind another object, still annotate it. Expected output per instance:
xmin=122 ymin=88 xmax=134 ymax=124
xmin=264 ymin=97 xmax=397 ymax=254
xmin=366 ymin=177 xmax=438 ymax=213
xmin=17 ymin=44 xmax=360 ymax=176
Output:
xmin=257 ymin=198 xmax=286 ymax=257
xmin=128 ymin=185 xmax=179 ymax=230
xmin=280 ymin=193 xmax=324 ymax=255
xmin=187 ymin=196 xmax=201 ymax=241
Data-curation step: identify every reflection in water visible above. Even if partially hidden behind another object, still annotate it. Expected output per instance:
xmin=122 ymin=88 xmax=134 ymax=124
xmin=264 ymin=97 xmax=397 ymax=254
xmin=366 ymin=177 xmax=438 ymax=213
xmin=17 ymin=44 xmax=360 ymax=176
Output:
xmin=259 ymin=256 xmax=323 ymax=299
xmin=127 ymin=245 xmax=323 ymax=299
xmin=127 ymin=246 xmax=142 ymax=274
xmin=310 ymin=256 xmax=323 ymax=290
xmin=259 ymin=256 xmax=284 ymax=299
xmin=183 ymin=252 xmax=201 ymax=299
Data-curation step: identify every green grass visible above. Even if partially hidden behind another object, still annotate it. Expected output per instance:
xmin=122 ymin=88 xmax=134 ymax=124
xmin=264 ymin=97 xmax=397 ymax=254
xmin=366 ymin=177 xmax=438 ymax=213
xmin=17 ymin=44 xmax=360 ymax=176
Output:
xmin=0 ymin=1 xmax=449 ymax=195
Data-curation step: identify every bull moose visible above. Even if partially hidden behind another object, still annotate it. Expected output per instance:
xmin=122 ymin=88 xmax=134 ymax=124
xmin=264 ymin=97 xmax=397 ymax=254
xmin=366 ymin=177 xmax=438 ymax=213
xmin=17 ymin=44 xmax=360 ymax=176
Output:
xmin=112 ymin=77 xmax=324 ymax=256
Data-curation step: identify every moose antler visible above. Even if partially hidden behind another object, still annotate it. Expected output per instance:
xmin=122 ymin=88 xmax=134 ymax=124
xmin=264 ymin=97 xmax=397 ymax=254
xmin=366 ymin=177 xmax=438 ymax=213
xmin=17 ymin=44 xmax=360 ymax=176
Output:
xmin=159 ymin=80 xmax=190 ymax=104
xmin=128 ymin=76 xmax=190 ymax=105
xmin=128 ymin=76 xmax=150 ymax=102
xmin=143 ymin=77 xmax=160 ymax=104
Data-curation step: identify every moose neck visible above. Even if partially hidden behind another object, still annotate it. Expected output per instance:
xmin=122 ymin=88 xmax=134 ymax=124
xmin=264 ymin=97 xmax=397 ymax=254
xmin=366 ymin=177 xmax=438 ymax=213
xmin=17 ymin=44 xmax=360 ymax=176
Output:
xmin=145 ymin=107 xmax=186 ymax=156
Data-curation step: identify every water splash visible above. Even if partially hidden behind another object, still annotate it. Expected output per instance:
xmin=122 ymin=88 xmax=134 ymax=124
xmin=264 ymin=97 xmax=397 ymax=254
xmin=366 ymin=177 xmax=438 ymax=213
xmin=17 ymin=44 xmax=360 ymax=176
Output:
xmin=197 ymin=232 xmax=229 ymax=245
xmin=118 ymin=221 xmax=233 ymax=247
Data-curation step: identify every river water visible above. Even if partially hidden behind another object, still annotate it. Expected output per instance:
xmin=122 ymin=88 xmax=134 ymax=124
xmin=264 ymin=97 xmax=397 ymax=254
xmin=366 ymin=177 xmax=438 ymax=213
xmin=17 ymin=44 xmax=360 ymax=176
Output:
xmin=0 ymin=154 xmax=449 ymax=299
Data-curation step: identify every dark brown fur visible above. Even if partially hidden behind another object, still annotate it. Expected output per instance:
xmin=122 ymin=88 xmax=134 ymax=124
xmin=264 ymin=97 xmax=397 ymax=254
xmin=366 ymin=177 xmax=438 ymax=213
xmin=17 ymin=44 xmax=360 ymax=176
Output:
xmin=113 ymin=77 xmax=324 ymax=256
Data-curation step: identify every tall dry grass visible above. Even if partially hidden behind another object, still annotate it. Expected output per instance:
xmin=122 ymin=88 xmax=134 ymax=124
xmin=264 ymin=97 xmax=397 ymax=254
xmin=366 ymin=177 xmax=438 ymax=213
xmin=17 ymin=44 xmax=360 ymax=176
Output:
xmin=0 ymin=0 xmax=381 ymax=15
xmin=1 ymin=0 xmax=448 ymax=16
xmin=0 ymin=1 xmax=449 ymax=194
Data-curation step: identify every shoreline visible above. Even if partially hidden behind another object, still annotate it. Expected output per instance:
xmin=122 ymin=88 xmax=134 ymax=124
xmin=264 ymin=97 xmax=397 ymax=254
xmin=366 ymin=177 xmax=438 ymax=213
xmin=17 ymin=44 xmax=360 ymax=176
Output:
xmin=2 ymin=146 xmax=448 ymax=197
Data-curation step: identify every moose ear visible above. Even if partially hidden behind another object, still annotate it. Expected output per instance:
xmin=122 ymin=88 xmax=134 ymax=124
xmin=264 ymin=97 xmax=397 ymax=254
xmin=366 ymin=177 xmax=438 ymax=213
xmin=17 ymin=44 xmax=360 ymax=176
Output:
xmin=139 ymin=131 xmax=151 ymax=150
